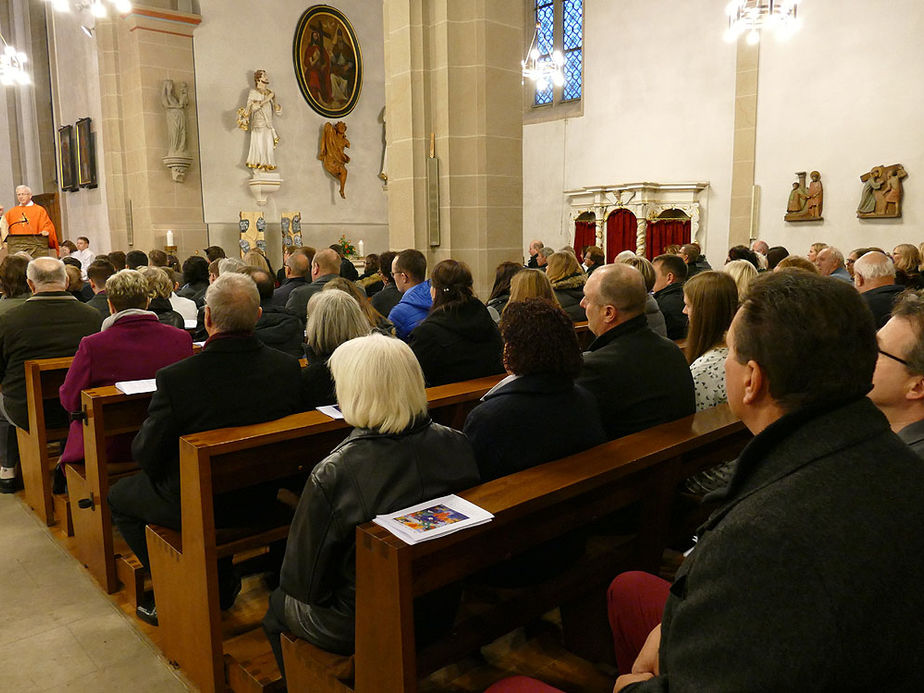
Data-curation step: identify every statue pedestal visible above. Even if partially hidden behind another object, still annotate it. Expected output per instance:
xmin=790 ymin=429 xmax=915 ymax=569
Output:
xmin=163 ymin=153 xmax=193 ymax=182
xmin=248 ymin=171 xmax=282 ymax=206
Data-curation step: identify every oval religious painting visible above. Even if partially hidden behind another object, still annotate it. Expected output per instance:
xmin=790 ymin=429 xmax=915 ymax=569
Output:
xmin=293 ymin=5 xmax=363 ymax=118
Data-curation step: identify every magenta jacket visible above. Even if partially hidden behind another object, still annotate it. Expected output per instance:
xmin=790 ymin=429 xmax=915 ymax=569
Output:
xmin=58 ymin=312 xmax=193 ymax=465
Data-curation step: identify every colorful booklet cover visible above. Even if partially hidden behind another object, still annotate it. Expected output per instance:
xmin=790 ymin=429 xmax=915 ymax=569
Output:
xmin=373 ymin=494 xmax=493 ymax=545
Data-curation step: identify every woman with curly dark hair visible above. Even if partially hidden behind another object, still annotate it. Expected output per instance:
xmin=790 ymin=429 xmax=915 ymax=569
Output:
xmin=463 ymin=298 xmax=605 ymax=481
xmin=409 ymin=259 xmax=504 ymax=386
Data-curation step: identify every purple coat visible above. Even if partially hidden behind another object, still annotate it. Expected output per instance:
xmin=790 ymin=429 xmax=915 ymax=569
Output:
xmin=58 ymin=313 xmax=193 ymax=465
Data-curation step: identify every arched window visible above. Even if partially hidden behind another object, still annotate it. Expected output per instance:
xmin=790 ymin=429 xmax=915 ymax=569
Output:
xmin=525 ymin=0 xmax=583 ymax=119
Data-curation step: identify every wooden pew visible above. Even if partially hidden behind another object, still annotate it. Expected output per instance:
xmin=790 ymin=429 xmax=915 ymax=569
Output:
xmin=573 ymin=320 xmax=593 ymax=350
xmin=281 ymin=404 xmax=751 ymax=693
xmin=66 ymin=386 xmax=153 ymax=600
xmin=144 ymin=374 xmax=504 ymax=693
xmin=18 ymin=357 xmax=73 ymax=529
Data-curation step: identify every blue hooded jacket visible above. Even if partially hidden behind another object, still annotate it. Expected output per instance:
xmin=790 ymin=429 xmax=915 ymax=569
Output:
xmin=388 ymin=280 xmax=432 ymax=340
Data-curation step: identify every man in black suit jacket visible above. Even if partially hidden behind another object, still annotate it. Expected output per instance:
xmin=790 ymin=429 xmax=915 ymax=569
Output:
xmin=285 ymin=248 xmax=341 ymax=323
xmin=108 ymin=272 xmax=304 ymax=623
xmin=652 ymin=254 xmax=688 ymax=340
xmin=0 ymin=257 xmax=102 ymax=493
xmin=576 ymin=264 xmax=695 ymax=441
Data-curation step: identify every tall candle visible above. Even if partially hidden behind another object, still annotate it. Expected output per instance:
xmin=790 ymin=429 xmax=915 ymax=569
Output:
xmin=358 ymin=240 xmax=364 ymax=257
xmin=166 ymin=229 xmax=175 ymax=246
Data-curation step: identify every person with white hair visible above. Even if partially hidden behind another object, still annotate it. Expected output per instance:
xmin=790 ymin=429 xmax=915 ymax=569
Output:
xmin=854 ymin=251 xmax=904 ymax=328
xmin=0 ymin=257 xmax=102 ymax=493
xmin=108 ymin=272 xmax=305 ymax=625
xmin=0 ymin=185 xmax=60 ymax=257
xmin=815 ymin=246 xmax=853 ymax=283
xmin=263 ymin=332 xmax=480 ymax=676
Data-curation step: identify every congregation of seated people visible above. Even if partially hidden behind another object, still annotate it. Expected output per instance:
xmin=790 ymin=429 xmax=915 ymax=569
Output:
xmin=3 ymin=234 xmax=924 ymax=692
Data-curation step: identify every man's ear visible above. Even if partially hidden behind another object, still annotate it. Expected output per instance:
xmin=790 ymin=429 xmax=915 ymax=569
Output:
xmin=204 ymin=305 xmax=213 ymax=330
xmin=906 ymin=374 xmax=924 ymax=402
xmin=742 ymin=359 xmax=767 ymax=405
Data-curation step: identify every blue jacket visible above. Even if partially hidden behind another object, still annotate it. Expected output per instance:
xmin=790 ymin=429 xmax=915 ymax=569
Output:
xmin=388 ymin=280 xmax=432 ymax=340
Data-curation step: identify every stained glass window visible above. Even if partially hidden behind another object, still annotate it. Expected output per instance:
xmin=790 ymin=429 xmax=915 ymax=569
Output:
xmin=530 ymin=0 xmax=582 ymax=108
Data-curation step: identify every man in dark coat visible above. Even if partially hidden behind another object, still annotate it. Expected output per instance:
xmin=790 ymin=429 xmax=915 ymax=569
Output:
xmin=0 ymin=257 xmax=102 ymax=493
xmin=854 ymin=250 xmax=905 ymax=328
xmin=244 ymin=267 xmax=305 ymax=358
xmin=576 ymin=263 xmax=695 ymax=441
xmin=285 ymin=248 xmax=340 ymax=323
xmin=613 ymin=271 xmax=924 ymax=692
xmin=370 ymin=250 xmax=401 ymax=317
xmin=651 ymin=254 xmax=688 ymax=340
xmin=271 ymin=249 xmax=310 ymax=307
xmin=108 ymin=272 xmax=304 ymax=624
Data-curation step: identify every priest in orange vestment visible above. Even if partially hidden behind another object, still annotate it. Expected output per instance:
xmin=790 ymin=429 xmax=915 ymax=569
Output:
xmin=0 ymin=185 xmax=59 ymax=256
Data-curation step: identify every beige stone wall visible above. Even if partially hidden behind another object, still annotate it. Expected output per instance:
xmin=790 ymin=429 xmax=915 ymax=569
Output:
xmin=727 ymin=40 xmax=759 ymax=248
xmin=384 ymin=0 xmax=524 ymax=298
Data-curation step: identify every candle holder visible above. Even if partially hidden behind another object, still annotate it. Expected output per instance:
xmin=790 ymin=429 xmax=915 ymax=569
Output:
xmin=165 ymin=245 xmax=177 ymax=254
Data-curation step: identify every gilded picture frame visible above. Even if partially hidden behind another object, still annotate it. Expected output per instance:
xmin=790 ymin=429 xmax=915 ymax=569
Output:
xmin=57 ymin=124 xmax=77 ymax=192
xmin=76 ymin=117 xmax=98 ymax=189
xmin=293 ymin=5 xmax=362 ymax=118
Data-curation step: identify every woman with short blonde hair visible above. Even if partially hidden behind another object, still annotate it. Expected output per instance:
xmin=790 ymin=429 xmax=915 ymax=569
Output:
xmin=544 ymin=252 xmax=586 ymax=321
xmin=264 ymin=332 xmax=479 ymax=665
xmin=138 ymin=266 xmax=185 ymax=328
xmin=892 ymin=243 xmax=924 ymax=289
xmin=507 ymin=269 xmax=560 ymax=307
xmin=722 ymin=259 xmax=758 ymax=301
xmin=243 ymin=249 xmax=272 ymax=275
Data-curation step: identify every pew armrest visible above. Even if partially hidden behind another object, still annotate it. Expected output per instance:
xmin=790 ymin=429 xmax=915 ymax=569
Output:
xmin=281 ymin=633 xmax=354 ymax=693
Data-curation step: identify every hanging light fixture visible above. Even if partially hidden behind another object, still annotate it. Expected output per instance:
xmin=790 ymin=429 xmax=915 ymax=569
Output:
xmin=724 ymin=0 xmax=801 ymax=44
xmin=522 ymin=22 xmax=564 ymax=92
xmin=0 ymin=29 xmax=30 ymax=86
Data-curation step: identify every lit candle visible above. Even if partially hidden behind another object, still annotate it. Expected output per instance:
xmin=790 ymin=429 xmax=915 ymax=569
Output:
xmin=166 ymin=229 xmax=175 ymax=246
xmin=358 ymin=240 xmax=364 ymax=257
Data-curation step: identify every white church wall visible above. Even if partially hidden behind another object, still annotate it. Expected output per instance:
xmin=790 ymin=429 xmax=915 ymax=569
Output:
xmin=523 ymin=0 xmax=737 ymax=265
xmin=754 ymin=0 xmax=924 ymax=258
xmin=195 ymin=0 xmax=388 ymax=265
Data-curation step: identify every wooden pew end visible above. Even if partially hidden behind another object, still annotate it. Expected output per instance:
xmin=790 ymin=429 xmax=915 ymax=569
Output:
xmin=281 ymin=633 xmax=354 ymax=693
xmin=116 ymin=551 xmax=148 ymax=609
xmin=224 ymin=628 xmax=287 ymax=693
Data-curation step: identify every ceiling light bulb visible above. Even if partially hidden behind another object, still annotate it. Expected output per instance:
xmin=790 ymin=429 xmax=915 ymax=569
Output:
xmin=91 ymin=1 xmax=107 ymax=18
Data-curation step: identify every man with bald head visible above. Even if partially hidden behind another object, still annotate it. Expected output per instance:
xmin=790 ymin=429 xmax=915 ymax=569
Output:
xmin=854 ymin=251 xmax=905 ymax=327
xmin=815 ymin=246 xmax=852 ymax=283
xmin=0 ymin=257 xmax=102 ymax=492
xmin=108 ymin=272 xmax=304 ymax=623
xmin=576 ymin=264 xmax=695 ymax=440
xmin=285 ymin=247 xmax=341 ymax=322
xmin=272 ymin=247 xmax=311 ymax=307
xmin=1 ymin=185 xmax=60 ymax=257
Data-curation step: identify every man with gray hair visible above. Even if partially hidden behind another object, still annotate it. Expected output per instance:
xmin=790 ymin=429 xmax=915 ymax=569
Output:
xmin=536 ymin=245 xmax=554 ymax=271
xmin=108 ymin=272 xmax=305 ymax=624
xmin=576 ymin=264 xmax=695 ymax=440
xmin=815 ymin=246 xmax=852 ymax=283
xmin=0 ymin=257 xmax=102 ymax=493
xmin=1 ymin=185 xmax=60 ymax=257
xmin=854 ymin=251 xmax=905 ymax=327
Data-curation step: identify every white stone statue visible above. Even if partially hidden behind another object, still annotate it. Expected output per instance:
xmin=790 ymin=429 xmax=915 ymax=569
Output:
xmin=237 ymin=69 xmax=282 ymax=172
xmin=161 ymin=80 xmax=189 ymax=155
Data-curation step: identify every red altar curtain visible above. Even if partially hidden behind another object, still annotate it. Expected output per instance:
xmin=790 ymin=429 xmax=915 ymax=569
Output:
xmin=645 ymin=220 xmax=691 ymax=260
xmin=573 ymin=221 xmax=596 ymax=256
xmin=605 ymin=209 xmax=637 ymax=262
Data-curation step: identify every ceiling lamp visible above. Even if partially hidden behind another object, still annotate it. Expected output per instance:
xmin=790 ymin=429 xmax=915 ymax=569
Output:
xmin=522 ymin=22 xmax=564 ymax=92
xmin=724 ymin=0 xmax=801 ymax=44
xmin=46 ymin=0 xmax=133 ymax=19
xmin=0 ymin=31 xmax=30 ymax=86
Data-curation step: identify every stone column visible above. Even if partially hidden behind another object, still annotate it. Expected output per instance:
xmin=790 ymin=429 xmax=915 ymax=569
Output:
xmin=95 ymin=6 xmax=207 ymax=259
xmin=383 ymin=0 xmax=524 ymax=297
xmin=728 ymin=39 xmax=759 ymax=247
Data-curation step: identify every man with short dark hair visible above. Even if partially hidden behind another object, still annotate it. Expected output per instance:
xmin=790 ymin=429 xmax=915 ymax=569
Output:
xmin=854 ymin=251 xmax=904 ymax=328
xmin=205 ymin=245 xmax=226 ymax=262
xmin=272 ymin=250 xmax=310 ymax=307
xmin=148 ymin=248 xmax=169 ymax=268
xmin=388 ymin=248 xmax=431 ymax=340
xmin=371 ymin=250 xmax=401 ymax=317
xmin=0 ymin=258 xmax=102 ymax=493
xmin=612 ymin=270 xmax=924 ymax=692
xmin=576 ymin=264 xmax=694 ymax=441
xmin=583 ymin=245 xmax=605 ymax=276
xmin=126 ymin=249 xmax=148 ymax=269
xmin=243 ymin=267 xmax=304 ymax=358
xmin=651 ymin=254 xmax=688 ymax=340
xmin=108 ymin=272 xmax=304 ymax=624
xmin=679 ymin=243 xmax=710 ymax=278
xmin=285 ymin=247 xmax=341 ymax=322
xmin=72 ymin=236 xmax=95 ymax=279
xmin=329 ymin=243 xmax=359 ymax=281
xmin=85 ymin=258 xmax=116 ymax=318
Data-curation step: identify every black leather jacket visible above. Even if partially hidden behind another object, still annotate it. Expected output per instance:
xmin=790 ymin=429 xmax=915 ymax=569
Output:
xmin=278 ymin=417 xmax=480 ymax=654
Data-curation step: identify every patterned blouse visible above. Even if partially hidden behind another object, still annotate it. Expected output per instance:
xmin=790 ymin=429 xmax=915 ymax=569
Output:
xmin=690 ymin=346 xmax=729 ymax=412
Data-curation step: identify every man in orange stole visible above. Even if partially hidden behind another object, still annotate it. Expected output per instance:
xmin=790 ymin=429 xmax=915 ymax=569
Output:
xmin=0 ymin=185 xmax=59 ymax=257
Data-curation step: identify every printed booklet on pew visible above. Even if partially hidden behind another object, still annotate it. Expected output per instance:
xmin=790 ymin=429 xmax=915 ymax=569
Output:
xmin=373 ymin=495 xmax=493 ymax=545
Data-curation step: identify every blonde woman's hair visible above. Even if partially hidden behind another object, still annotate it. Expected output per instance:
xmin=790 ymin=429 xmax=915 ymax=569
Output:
xmin=138 ymin=266 xmax=174 ymax=299
xmin=306 ymin=290 xmax=370 ymax=357
xmin=328 ymin=332 xmax=427 ymax=434
xmin=323 ymin=277 xmax=387 ymax=330
xmin=507 ymin=268 xmax=561 ymax=307
xmin=243 ymin=250 xmax=271 ymax=274
xmin=106 ymin=269 xmax=150 ymax=312
xmin=617 ymin=255 xmax=656 ymax=292
xmin=546 ymin=251 xmax=582 ymax=283
xmin=893 ymin=243 xmax=922 ymax=274
xmin=722 ymin=259 xmax=758 ymax=301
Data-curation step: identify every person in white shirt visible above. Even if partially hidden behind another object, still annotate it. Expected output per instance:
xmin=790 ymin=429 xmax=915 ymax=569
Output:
xmin=71 ymin=236 xmax=95 ymax=280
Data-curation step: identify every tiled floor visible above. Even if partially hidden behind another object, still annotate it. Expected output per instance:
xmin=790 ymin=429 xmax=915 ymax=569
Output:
xmin=0 ymin=493 xmax=189 ymax=692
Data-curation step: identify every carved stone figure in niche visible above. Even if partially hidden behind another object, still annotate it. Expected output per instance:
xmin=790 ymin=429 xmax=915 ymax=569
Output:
xmin=785 ymin=170 xmax=822 ymax=222
xmin=237 ymin=69 xmax=282 ymax=172
xmin=857 ymin=164 xmax=907 ymax=218
xmin=319 ymin=121 xmax=350 ymax=198
xmin=161 ymin=80 xmax=189 ymax=155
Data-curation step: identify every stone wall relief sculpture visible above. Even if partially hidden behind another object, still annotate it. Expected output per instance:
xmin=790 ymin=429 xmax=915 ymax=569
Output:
xmin=319 ymin=121 xmax=350 ymax=199
xmin=858 ymin=164 xmax=907 ymax=218
xmin=237 ymin=69 xmax=283 ymax=205
xmin=161 ymin=79 xmax=192 ymax=182
xmin=239 ymin=211 xmax=266 ymax=258
xmin=784 ymin=170 xmax=823 ymax=222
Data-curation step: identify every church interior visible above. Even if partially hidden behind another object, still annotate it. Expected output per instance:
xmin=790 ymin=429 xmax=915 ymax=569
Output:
xmin=0 ymin=0 xmax=921 ymax=690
